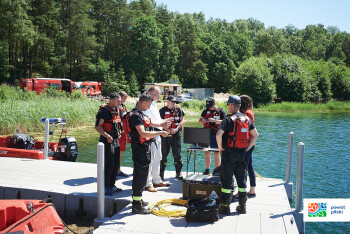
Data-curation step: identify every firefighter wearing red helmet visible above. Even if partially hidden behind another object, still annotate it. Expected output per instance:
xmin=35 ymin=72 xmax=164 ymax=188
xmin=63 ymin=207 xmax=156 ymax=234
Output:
xmin=216 ymin=95 xmax=259 ymax=215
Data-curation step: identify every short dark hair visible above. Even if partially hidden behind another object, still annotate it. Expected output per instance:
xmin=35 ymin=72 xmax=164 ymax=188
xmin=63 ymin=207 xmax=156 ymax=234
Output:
xmin=240 ymin=95 xmax=253 ymax=113
xmin=138 ymin=93 xmax=153 ymax=103
xmin=110 ymin=92 xmax=121 ymax=100
xmin=118 ymin=91 xmax=128 ymax=98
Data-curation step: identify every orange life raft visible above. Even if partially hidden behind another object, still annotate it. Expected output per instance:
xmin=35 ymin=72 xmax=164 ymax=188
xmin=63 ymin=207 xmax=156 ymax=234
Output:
xmin=0 ymin=199 xmax=65 ymax=233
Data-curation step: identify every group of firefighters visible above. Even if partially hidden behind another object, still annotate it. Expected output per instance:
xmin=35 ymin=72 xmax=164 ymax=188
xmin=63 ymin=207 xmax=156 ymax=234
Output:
xmin=95 ymin=86 xmax=259 ymax=215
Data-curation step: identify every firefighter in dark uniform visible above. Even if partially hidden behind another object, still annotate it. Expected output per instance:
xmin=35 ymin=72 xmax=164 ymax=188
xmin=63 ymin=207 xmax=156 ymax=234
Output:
xmin=129 ymin=94 xmax=170 ymax=214
xmin=117 ymin=91 xmax=129 ymax=177
xmin=199 ymin=97 xmax=227 ymax=175
xmin=95 ymin=92 xmax=123 ymax=196
xmin=216 ymin=95 xmax=259 ymax=215
xmin=159 ymin=95 xmax=185 ymax=180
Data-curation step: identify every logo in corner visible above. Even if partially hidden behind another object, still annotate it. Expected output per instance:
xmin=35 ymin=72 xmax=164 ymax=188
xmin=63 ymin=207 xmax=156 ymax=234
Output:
xmin=308 ymin=203 xmax=327 ymax=217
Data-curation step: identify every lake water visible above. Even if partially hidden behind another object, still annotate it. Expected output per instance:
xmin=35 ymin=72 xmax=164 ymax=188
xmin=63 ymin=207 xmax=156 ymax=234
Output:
xmin=77 ymin=112 xmax=350 ymax=233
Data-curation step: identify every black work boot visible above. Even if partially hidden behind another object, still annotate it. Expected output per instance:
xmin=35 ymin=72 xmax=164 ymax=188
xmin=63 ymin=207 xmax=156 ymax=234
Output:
xmin=236 ymin=197 xmax=247 ymax=214
xmin=219 ymin=204 xmax=231 ymax=215
xmin=219 ymin=193 xmax=231 ymax=215
xmin=175 ymin=162 xmax=183 ymax=180
xmin=175 ymin=171 xmax=183 ymax=180
xmin=141 ymin=200 xmax=149 ymax=207
xmin=132 ymin=201 xmax=151 ymax=214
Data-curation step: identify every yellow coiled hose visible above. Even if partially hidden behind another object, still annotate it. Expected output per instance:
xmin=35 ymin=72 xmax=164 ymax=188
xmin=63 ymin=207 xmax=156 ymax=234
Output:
xmin=149 ymin=199 xmax=188 ymax=217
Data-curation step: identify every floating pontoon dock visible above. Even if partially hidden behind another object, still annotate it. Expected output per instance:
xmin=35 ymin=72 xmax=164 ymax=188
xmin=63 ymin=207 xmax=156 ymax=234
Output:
xmin=0 ymin=157 xmax=299 ymax=233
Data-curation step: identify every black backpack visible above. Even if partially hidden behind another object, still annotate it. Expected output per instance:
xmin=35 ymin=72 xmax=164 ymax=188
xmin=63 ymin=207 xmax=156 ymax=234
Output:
xmin=185 ymin=191 xmax=220 ymax=223
xmin=8 ymin=134 xmax=35 ymax=149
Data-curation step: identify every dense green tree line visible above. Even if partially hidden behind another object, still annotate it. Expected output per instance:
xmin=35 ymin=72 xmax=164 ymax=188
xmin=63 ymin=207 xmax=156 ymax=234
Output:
xmin=235 ymin=54 xmax=350 ymax=106
xmin=1 ymin=0 xmax=350 ymax=99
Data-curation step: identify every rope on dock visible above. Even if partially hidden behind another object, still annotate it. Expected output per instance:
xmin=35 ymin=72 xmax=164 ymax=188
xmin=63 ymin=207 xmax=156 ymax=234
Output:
xmin=255 ymin=171 xmax=264 ymax=180
xmin=254 ymin=171 xmax=277 ymax=181
xmin=149 ymin=199 xmax=188 ymax=217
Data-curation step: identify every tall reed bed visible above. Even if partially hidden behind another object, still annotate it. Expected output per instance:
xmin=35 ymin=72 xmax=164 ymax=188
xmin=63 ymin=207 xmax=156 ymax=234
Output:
xmin=0 ymin=84 xmax=100 ymax=134
xmin=257 ymin=101 xmax=350 ymax=112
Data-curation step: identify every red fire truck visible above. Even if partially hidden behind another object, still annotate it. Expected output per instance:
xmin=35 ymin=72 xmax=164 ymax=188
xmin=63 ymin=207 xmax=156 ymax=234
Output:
xmin=79 ymin=81 xmax=102 ymax=96
xmin=20 ymin=78 xmax=82 ymax=94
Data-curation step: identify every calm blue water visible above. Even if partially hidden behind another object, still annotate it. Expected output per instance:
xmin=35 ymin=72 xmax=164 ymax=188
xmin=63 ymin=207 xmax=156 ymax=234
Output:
xmin=78 ymin=112 xmax=350 ymax=233
xmin=254 ymin=112 xmax=350 ymax=234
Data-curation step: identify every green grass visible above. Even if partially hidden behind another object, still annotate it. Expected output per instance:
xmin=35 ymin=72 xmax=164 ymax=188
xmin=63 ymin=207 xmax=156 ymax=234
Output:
xmin=256 ymin=101 xmax=350 ymax=112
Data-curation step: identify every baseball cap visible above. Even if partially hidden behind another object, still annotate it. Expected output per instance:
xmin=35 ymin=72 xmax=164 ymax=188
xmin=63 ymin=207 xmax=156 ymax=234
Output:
xmin=225 ymin=95 xmax=241 ymax=104
xmin=166 ymin=95 xmax=176 ymax=102
xmin=206 ymin=97 xmax=215 ymax=108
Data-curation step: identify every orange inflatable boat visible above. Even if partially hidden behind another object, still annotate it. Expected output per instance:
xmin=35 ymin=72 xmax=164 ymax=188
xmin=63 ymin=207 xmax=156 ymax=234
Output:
xmin=0 ymin=118 xmax=78 ymax=161
xmin=0 ymin=135 xmax=57 ymax=160
xmin=0 ymin=199 xmax=65 ymax=233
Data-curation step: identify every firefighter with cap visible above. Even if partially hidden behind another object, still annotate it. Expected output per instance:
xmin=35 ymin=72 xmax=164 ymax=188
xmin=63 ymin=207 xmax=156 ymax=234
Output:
xmin=199 ymin=97 xmax=227 ymax=175
xmin=159 ymin=95 xmax=185 ymax=180
xmin=95 ymin=92 xmax=123 ymax=196
xmin=128 ymin=93 xmax=171 ymax=214
xmin=216 ymin=95 xmax=259 ymax=215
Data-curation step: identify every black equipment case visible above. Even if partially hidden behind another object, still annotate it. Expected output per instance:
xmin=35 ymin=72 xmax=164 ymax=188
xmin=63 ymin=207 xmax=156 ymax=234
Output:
xmin=182 ymin=174 xmax=222 ymax=200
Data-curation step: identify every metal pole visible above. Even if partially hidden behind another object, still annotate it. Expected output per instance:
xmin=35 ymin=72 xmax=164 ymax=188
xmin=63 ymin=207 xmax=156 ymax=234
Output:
xmin=293 ymin=142 xmax=305 ymax=234
xmin=284 ymin=132 xmax=294 ymax=200
xmin=44 ymin=119 xmax=49 ymax=159
xmin=97 ymin=142 xmax=105 ymax=220
xmin=286 ymin=132 xmax=294 ymax=183
xmin=94 ymin=143 xmax=109 ymax=228
xmin=295 ymin=142 xmax=304 ymax=212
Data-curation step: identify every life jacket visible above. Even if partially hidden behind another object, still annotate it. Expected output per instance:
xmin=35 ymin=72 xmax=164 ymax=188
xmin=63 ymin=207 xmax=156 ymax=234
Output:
xmin=227 ymin=113 xmax=250 ymax=149
xmin=163 ymin=106 xmax=182 ymax=129
xmin=123 ymin=111 xmax=132 ymax=143
xmin=203 ymin=108 xmax=224 ymax=129
xmin=118 ymin=104 xmax=127 ymax=114
xmin=127 ymin=109 xmax=155 ymax=144
xmin=119 ymin=104 xmax=128 ymax=135
xmin=99 ymin=103 xmax=122 ymax=135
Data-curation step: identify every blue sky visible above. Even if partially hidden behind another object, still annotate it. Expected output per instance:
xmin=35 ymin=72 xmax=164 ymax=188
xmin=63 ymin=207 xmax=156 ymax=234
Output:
xmin=152 ymin=0 xmax=349 ymax=33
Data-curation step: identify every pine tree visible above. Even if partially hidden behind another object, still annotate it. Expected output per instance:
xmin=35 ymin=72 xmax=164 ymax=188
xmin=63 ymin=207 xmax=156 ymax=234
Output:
xmin=61 ymin=0 xmax=97 ymax=80
xmin=123 ymin=16 xmax=162 ymax=86
xmin=116 ymin=67 xmax=129 ymax=93
xmin=128 ymin=71 xmax=139 ymax=96
xmin=0 ymin=0 xmax=36 ymax=82
xmin=0 ymin=42 xmax=10 ymax=82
